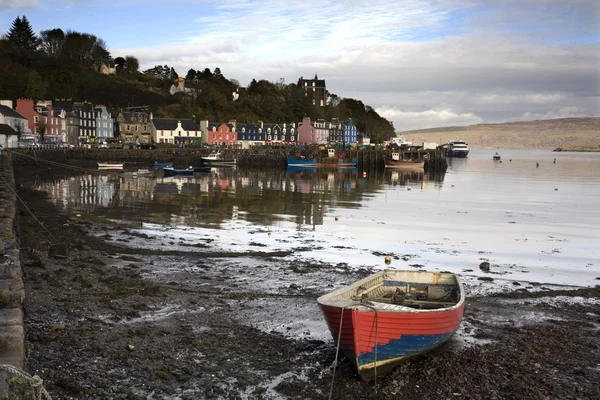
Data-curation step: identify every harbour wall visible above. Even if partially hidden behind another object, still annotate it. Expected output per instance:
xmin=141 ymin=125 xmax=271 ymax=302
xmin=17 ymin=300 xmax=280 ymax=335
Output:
xmin=8 ymin=147 xmax=447 ymax=171
xmin=0 ymin=152 xmax=27 ymax=394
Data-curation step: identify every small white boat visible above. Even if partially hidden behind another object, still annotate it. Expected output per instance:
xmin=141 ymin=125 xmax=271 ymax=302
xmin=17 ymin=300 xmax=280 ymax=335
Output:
xmin=493 ymin=153 xmax=501 ymax=161
xmin=201 ymin=151 xmax=237 ymax=166
xmin=122 ymin=169 xmax=153 ymax=177
xmin=98 ymin=162 xmax=124 ymax=169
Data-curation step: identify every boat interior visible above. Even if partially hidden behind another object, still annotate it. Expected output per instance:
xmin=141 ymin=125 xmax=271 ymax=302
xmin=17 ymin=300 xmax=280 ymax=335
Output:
xmin=320 ymin=270 xmax=461 ymax=310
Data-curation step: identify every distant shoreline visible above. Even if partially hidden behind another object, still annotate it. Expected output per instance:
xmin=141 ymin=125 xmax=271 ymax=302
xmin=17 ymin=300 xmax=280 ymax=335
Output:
xmin=553 ymin=147 xmax=600 ymax=152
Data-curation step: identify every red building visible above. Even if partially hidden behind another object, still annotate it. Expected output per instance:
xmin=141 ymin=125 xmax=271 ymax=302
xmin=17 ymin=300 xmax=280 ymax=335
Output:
xmin=206 ymin=122 xmax=238 ymax=146
xmin=15 ymin=99 xmax=62 ymax=139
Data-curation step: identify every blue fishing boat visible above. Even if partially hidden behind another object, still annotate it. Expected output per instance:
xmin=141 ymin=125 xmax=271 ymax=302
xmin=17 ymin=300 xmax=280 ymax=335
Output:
xmin=286 ymin=156 xmax=358 ymax=168
xmin=154 ymin=161 xmax=174 ymax=168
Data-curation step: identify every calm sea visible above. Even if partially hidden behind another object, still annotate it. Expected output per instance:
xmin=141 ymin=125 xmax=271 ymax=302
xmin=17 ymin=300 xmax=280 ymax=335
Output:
xmin=35 ymin=149 xmax=600 ymax=288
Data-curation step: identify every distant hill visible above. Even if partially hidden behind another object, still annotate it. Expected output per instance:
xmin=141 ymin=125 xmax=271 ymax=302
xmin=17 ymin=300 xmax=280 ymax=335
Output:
xmin=398 ymin=117 xmax=600 ymax=149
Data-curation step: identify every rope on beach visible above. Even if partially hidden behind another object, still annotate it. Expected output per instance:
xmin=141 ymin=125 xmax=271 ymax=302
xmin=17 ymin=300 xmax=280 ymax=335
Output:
xmin=0 ymin=364 xmax=52 ymax=400
xmin=0 ymin=174 xmax=59 ymax=243
xmin=6 ymin=149 xmax=100 ymax=174
xmin=328 ymin=307 xmax=345 ymax=400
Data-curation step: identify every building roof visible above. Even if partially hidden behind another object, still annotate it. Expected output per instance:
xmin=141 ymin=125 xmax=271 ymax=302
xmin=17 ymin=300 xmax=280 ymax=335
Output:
xmin=152 ymin=118 xmax=198 ymax=131
xmin=0 ymin=105 xmax=27 ymax=120
xmin=0 ymin=124 xmax=17 ymax=136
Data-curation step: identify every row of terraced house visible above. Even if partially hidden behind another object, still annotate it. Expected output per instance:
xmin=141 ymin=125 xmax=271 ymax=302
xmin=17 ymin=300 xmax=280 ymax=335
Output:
xmin=1 ymin=98 xmax=360 ymax=149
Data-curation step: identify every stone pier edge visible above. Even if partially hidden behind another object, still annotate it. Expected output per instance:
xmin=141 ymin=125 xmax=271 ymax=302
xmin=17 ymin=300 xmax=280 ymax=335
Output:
xmin=0 ymin=152 xmax=27 ymax=395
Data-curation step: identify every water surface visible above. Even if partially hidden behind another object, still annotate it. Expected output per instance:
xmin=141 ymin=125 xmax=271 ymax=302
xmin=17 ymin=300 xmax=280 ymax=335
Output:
xmin=35 ymin=149 xmax=600 ymax=287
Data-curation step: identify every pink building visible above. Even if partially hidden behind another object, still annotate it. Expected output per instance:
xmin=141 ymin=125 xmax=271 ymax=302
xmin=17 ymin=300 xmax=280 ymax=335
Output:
xmin=15 ymin=99 xmax=62 ymax=139
xmin=298 ymin=116 xmax=315 ymax=144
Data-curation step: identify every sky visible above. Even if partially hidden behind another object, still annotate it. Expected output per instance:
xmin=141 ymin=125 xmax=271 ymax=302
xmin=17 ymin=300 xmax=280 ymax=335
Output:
xmin=1 ymin=0 xmax=599 ymax=131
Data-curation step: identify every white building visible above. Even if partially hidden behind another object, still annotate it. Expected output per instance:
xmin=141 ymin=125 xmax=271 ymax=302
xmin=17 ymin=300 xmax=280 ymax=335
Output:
xmin=152 ymin=116 xmax=201 ymax=144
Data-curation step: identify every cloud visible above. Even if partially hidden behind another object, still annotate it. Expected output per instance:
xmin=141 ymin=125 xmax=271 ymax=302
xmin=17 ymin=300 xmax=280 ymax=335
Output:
xmin=376 ymin=107 xmax=484 ymax=131
xmin=0 ymin=0 xmax=39 ymax=8
xmin=53 ymin=0 xmax=600 ymax=128
xmin=511 ymin=106 xmax=591 ymax=121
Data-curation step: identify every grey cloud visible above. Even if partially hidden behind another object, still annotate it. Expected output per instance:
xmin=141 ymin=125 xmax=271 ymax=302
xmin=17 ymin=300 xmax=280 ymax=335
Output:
xmin=0 ymin=0 xmax=38 ymax=8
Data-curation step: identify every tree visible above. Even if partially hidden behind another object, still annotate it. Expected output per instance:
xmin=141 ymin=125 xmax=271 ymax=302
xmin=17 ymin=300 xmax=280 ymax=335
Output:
xmin=185 ymin=69 xmax=196 ymax=81
xmin=25 ymin=71 xmax=47 ymax=101
xmin=14 ymin=120 xmax=26 ymax=140
xmin=6 ymin=16 xmax=39 ymax=51
xmin=114 ymin=57 xmax=125 ymax=74
xmin=213 ymin=67 xmax=222 ymax=77
xmin=37 ymin=119 xmax=47 ymax=142
xmin=124 ymin=55 xmax=139 ymax=75
xmin=39 ymin=28 xmax=65 ymax=58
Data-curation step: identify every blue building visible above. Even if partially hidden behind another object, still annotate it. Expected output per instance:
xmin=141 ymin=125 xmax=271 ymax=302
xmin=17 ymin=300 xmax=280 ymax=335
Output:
xmin=95 ymin=106 xmax=114 ymax=143
xmin=342 ymin=118 xmax=358 ymax=145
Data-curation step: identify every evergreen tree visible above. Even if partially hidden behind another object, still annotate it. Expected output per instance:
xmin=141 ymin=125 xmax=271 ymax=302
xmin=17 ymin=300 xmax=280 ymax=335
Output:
xmin=6 ymin=16 xmax=39 ymax=51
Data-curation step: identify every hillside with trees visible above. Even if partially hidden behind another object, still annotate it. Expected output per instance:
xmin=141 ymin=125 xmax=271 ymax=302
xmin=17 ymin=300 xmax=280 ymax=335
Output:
xmin=0 ymin=16 xmax=395 ymax=143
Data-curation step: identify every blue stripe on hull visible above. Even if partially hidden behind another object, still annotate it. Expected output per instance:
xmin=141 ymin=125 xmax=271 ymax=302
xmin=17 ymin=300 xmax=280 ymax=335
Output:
xmin=357 ymin=332 xmax=454 ymax=365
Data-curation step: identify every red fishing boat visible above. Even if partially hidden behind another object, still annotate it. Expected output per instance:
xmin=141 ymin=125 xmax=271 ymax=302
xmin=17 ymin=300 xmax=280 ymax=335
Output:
xmin=317 ymin=269 xmax=465 ymax=380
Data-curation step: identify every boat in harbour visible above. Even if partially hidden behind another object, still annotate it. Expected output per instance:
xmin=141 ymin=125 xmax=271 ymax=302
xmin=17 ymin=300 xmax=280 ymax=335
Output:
xmin=493 ymin=153 xmax=501 ymax=161
xmin=97 ymin=162 xmax=124 ymax=169
xmin=153 ymin=161 xmax=174 ymax=168
xmin=317 ymin=269 xmax=465 ymax=381
xmin=201 ymin=151 xmax=237 ymax=166
xmin=445 ymin=141 xmax=470 ymax=158
xmin=122 ymin=169 xmax=154 ymax=178
xmin=286 ymin=156 xmax=358 ymax=168
xmin=384 ymin=152 xmax=425 ymax=169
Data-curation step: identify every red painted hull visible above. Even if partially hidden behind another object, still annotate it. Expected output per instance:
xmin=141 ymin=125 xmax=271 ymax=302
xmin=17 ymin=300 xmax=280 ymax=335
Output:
xmin=317 ymin=270 xmax=465 ymax=380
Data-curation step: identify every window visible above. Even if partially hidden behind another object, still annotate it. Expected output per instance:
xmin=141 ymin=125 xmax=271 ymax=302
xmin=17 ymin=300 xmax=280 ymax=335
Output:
xmin=268 ymin=135 xmax=271 ymax=140
xmin=34 ymin=116 xmax=39 ymax=123
xmin=291 ymin=136 xmax=294 ymax=141
xmin=313 ymin=99 xmax=316 ymax=105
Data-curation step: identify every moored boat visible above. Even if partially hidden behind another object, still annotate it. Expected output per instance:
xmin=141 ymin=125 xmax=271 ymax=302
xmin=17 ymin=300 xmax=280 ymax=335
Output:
xmin=286 ymin=156 xmax=358 ymax=168
xmin=201 ymin=151 xmax=237 ymax=166
xmin=493 ymin=153 xmax=501 ymax=161
xmin=445 ymin=141 xmax=470 ymax=158
xmin=122 ymin=169 xmax=154 ymax=177
xmin=154 ymin=161 xmax=174 ymax=168
xmin=317 ymin=269 xmax=465 ymax=380
xmin=97 ymin=162 xmax=124 ymax=169
xmin=384 ymin=152 xmax=425 ymax=169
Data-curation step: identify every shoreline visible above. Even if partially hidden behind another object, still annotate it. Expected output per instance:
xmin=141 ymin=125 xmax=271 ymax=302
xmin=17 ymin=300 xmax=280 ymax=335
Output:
xmin=12 ymin=163 xmax=600 ymax=399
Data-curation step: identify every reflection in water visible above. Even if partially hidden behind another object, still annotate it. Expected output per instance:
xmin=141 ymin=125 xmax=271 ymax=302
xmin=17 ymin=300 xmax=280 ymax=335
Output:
xmin=35 ymin=167 xmax=446 ymax=228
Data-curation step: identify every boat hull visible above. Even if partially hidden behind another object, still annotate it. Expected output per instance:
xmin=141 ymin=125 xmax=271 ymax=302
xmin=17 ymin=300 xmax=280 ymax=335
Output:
xmin=97 ymin=162 xmax=123 ymax=169
xmin=287 ymin=156 xmax=358 ymax=168
xmin=154 ymin=161 xmax=174 ymax=168
xmin=317 ymin=270 xmax=465 ymax=380
xmin=445 ymin=150 xmax=469 ymax=158
xmin=201 ymin=159 xmax=237 ymax=166
xmin=162 ymin=167 xmax=194 ymax=176
xmin=384 ymin=159 xmax=425 ymax=169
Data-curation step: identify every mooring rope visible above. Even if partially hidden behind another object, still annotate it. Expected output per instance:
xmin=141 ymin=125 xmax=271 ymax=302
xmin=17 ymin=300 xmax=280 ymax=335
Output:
xmin=362 ymin=303 xmax=380 ymax=394
xmin=6 ymin=149 xmax=100 ymax=174
xmin=328 ymin=307 xmax=345 ymax=400
xmin=0 ymin=364 xmax=52 ymax=400
xmin=0 ymin=173 xmax=59 ymax=244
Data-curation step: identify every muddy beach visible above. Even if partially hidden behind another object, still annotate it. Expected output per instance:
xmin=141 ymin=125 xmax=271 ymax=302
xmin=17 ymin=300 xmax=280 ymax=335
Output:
xmin=14 ymin=165 xmax=600 ymax=400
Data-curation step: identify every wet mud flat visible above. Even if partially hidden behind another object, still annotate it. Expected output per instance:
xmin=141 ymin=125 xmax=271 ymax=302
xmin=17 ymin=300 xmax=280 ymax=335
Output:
xmin=15 ymin=181 xmax=600 ymax=399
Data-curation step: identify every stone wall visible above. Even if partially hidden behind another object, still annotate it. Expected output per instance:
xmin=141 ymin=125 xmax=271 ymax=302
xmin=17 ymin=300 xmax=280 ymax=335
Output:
xmin=0 ymin=152 xmax=28 ymax=396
